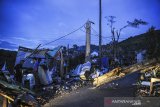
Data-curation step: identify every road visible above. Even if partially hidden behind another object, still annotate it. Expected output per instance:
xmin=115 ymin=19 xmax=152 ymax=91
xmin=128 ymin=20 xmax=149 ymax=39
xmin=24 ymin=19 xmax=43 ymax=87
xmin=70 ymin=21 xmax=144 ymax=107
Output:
xmin=44 ymin=71 xmax=140 ymax=107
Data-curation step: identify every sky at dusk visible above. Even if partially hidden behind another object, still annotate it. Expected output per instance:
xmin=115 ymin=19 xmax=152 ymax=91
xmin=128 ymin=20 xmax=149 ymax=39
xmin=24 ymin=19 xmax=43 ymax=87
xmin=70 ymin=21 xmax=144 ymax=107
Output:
xmin=0 ymin=0 xmax=160 ymax=50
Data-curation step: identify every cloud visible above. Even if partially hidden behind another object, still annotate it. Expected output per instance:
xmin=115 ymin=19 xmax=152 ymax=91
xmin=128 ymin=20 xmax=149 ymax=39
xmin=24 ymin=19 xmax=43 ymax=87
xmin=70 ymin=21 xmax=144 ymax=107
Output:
xmin=12 ymin=37 xmax=39 ymax=43
xmin=58 ymin=22 xmax=67 ymax=28
xmin=0 ymin=40 xmax=18 ymax=50
xmin=0 ymin=0 xmax=160 ymax=48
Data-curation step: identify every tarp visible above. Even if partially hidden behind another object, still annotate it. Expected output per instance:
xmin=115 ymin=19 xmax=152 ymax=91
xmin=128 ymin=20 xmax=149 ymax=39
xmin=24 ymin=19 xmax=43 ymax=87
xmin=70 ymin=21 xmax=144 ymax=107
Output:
xmin=101 ymin=57 xmax=109 ymax=68
xmin=1 ymin=62 xmax=7 ymax=71
xmin=70 ymin=62 xmax=91 ymax=78
xmin=91 ymin=51 xmax=98 ymax=57
xmin=81 ymin=61 xmax=91 ymax=71
xmin=38 ymin=66 xmax=49 ymax=85
xmin=80 ymin=61 xmax=91 ymax=75
xmin=71 ymin=64 xmax=82 ymax=76
xmin=47 ymin=46 xmax=62 ymax=58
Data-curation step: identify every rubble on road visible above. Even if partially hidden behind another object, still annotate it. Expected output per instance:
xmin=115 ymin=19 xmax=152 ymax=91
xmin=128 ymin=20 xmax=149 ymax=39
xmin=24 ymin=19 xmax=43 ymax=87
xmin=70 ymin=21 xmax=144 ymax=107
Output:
xmin=135 ymin=63 xmax=160 ymax=97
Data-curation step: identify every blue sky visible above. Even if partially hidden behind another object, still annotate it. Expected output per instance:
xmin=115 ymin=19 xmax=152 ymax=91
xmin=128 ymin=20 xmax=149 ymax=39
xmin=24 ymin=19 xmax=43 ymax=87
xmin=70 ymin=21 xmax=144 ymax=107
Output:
xmin=0 ymin=0 xmax=160 ymax=50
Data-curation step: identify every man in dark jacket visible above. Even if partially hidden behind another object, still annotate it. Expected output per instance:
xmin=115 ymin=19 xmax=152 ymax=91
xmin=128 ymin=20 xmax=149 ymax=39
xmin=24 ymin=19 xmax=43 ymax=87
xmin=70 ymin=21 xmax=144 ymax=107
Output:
xmin=14 ymin=60 xmax=24 ymax=83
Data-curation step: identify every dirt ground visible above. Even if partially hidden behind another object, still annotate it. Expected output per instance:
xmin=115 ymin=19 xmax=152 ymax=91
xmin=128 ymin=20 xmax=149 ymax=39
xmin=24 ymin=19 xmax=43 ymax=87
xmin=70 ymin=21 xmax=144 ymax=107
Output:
xmin=44 ymin=71 xmax=140 ymax=107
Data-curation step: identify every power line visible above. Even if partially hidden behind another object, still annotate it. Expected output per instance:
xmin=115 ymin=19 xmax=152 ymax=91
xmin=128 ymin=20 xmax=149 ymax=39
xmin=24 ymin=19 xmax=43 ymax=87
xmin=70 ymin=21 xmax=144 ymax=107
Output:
xmin=80 ymin=27 xmax=113 ymax=43
xmin=91 ymin=26 xmax=129 ymax=40
xmin=80 ymin=28 xmax=98 ymax=37
xmin=91 ymin=27 xmax=112 ymax=38
xmin=40 ymin=24 xmax=85 ymax=47
xmin=17 ymin=23 xmax=85 ymax=57
xmin=16 ymin=22 xmax=129 ymax=58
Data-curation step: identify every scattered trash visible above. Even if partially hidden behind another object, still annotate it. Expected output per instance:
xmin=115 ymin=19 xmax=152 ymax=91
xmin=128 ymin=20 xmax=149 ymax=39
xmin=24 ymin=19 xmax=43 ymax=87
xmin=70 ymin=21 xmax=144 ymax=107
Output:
xmin=141 ymin=81 xmax=150 ymax=86
xmin=135 ymin=66 xmax=160 ymax=97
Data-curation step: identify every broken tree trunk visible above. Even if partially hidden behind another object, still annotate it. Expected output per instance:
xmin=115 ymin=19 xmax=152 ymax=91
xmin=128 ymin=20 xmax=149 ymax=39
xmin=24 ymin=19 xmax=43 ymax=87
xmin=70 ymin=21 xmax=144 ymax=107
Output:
xmin=93 ymin=67 xmax=121 ymax=87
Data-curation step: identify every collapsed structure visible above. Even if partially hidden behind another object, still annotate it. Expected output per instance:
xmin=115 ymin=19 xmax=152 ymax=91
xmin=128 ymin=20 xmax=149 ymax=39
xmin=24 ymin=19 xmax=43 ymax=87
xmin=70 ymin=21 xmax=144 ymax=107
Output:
xmin=15 ymin=46 xmax=64 ymax=87
xmin=1 ymin=44 xmax=160 ymax=107
xmin=0 ymin=46 xmax=65 ymax=106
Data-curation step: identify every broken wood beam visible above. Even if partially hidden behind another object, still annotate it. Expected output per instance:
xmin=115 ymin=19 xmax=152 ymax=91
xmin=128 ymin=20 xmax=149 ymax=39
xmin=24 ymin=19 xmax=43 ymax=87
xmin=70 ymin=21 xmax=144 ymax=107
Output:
xmin=141 ymin=65 xmax=159 ymax=73
xmin=150 ymin=78 xmax=160 ymax=96
xmin=0 ymin=93 xmax=14 ymax=102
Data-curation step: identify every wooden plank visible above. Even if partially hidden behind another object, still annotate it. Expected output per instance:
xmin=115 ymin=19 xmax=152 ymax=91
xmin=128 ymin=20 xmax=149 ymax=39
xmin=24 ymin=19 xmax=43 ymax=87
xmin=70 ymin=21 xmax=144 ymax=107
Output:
xmin=150 ymin=78 xmax=160 ymax=96
xmin=0 ymin=93 xmax=14 ymax=102
xmin=141 ymin=66 xmax=158 ymax=73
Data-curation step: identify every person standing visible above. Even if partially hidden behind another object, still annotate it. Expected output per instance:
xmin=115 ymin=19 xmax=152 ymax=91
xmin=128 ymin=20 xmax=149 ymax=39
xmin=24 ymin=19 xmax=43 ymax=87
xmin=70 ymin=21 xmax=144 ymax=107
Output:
xmin=33 ymin=58 xmax=41 ymax=85
xmin=14 ymin=60 xmax=24 ymax=83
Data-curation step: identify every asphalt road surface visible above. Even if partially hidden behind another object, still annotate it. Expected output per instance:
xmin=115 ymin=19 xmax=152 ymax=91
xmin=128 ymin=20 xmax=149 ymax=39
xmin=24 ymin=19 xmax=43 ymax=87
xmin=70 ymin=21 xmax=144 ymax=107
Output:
xmin=44 ymin=71 xmax=140 ymax=107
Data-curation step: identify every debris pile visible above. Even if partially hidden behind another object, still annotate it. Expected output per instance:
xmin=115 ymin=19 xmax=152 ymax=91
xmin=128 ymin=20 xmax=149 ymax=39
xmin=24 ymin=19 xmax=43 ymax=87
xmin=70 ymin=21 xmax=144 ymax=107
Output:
xmin=135 ymin=64 xmax=160 ymax=97
xmin=3 ymin=45 xmax=159 ymax=106
xmin=0 ymin=70 xmax=39 ymax=107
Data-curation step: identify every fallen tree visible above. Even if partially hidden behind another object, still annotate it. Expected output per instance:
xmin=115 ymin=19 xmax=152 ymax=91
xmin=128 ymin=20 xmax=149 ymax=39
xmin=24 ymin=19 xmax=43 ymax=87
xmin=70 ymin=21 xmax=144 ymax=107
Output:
xmin=93 ymin=67 xmax=121 ymax=87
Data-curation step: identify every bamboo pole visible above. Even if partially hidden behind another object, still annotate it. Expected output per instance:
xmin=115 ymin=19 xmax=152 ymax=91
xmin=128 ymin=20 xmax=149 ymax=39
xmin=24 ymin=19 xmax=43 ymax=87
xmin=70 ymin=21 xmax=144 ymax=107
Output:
xmin=0 ymin=93 xmax=14 ymax=102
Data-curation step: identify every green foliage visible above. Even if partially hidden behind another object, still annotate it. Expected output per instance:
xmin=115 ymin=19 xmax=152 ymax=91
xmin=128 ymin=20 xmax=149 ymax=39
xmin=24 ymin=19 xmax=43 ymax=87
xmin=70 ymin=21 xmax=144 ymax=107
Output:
xmin=118 ymin=29 xmax=160 ymax=59
xmin=146 ymin=27 xmax=160 ymax=59
xmin=73 ymin=44 xmax=78 ymax=50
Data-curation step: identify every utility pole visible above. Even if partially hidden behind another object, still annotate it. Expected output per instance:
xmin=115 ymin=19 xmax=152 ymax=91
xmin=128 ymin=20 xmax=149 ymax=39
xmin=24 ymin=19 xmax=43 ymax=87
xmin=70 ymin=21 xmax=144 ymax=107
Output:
xmin=60 ymin=48 xmax=64 ymax=78
xmin=99 ymin=0 xmax=102 ymax=68
xmin=85 ymin=20 xmax=94 ymax=62
xmin=66 ymin=44 xmax=69 ymax=73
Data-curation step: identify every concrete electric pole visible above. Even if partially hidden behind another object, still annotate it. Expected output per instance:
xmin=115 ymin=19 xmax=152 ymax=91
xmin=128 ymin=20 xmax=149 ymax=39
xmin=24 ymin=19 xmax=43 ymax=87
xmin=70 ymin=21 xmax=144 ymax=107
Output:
xmin=85 ymin=20 xmax=94 ymax=62
xmin=99 ymin=0 xmax=102 ymax=68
